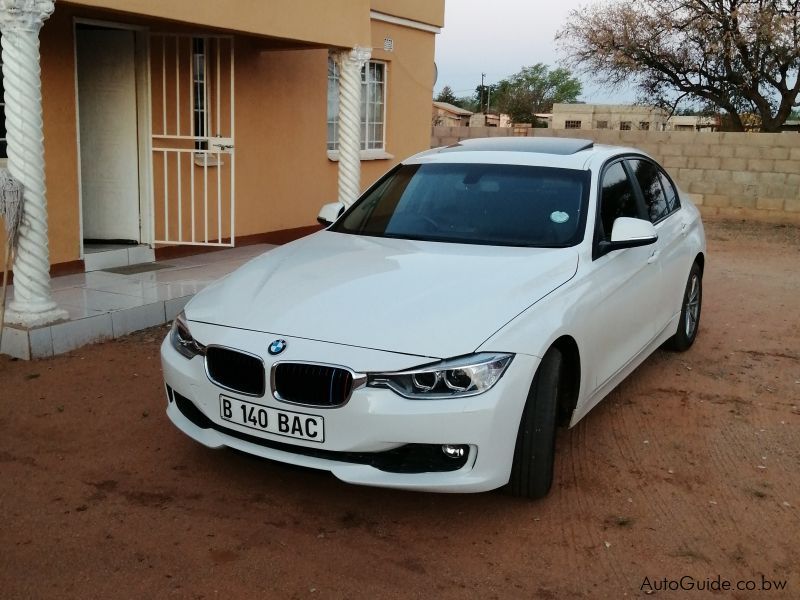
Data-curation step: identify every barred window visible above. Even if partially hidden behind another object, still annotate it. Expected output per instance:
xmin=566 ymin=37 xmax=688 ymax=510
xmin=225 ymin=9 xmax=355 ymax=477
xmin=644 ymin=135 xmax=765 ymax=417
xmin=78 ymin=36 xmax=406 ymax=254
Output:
xmin=596 ymin=120 xmax=608 ymax=129
xmin=639 ymin=121 xmax=650 ymax=131
xmin=620 ymin=121 xmax=632 ymax=131
xmin=327 ymin=58 xmax=386 ymax=151
xmin=564 ymin=120 xmax=582 ymax=129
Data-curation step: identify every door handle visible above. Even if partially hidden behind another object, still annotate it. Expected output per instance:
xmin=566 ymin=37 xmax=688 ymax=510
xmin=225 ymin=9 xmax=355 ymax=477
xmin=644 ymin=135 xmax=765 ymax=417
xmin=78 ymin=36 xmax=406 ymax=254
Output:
xmin=647 ymin=250 xmax=660 ymax=264
xmin=680 ymin=222 xmax=689 ymax=237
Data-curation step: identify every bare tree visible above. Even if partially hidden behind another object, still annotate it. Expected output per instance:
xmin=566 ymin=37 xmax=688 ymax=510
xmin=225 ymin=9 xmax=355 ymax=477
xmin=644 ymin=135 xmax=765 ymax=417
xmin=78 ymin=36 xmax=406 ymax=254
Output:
xmin=557 ymin=0 xmax=800 ymax=132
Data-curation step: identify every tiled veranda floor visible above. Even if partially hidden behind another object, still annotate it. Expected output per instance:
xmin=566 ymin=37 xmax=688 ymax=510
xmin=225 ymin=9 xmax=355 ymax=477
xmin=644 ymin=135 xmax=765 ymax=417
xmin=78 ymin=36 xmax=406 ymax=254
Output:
xmin=0 ymin=244 xmax=275 ymax=359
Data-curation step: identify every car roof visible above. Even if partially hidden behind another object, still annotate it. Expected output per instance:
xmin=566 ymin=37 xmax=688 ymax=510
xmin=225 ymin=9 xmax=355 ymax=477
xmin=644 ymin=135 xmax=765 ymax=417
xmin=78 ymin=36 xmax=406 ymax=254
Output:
xmin=406 ymin=137 xmax=647 ymax=170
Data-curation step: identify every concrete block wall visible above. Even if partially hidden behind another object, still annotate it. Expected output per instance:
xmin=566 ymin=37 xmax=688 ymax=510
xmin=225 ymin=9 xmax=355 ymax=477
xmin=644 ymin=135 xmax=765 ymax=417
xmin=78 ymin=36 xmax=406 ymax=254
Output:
xmin=430 ymin=126 xmax=800 ymax=223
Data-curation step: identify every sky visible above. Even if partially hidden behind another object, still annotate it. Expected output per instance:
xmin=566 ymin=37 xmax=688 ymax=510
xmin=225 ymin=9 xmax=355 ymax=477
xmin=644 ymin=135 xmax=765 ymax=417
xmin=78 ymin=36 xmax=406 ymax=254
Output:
xmin=433 ymin=0 xmax=635 ymax=104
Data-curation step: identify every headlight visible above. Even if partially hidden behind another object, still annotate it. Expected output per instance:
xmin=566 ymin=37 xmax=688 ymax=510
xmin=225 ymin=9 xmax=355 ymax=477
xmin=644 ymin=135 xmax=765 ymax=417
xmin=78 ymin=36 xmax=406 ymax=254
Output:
xmin=367 ymin=353 xmax=513 ymax=399
xmin=170 ymin=311 xmax=206 ymax=359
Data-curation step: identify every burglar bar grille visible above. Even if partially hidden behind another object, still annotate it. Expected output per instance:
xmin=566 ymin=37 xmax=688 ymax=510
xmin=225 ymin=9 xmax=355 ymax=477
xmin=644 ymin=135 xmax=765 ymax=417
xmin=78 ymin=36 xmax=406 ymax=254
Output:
xmin=150 ymin=34 xmax=235 ymax=247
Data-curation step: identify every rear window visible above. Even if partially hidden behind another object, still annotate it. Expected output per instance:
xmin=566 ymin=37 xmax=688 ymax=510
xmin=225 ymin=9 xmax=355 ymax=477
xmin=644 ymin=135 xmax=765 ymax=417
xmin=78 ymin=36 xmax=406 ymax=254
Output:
xmin=331 ymin=163 xmax=590 ymax=247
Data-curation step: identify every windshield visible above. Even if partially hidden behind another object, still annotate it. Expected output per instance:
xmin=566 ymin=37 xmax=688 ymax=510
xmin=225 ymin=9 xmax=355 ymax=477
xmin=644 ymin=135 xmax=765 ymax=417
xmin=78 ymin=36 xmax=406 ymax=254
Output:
xmin=331 ymin=163 xmax=590 ymax=247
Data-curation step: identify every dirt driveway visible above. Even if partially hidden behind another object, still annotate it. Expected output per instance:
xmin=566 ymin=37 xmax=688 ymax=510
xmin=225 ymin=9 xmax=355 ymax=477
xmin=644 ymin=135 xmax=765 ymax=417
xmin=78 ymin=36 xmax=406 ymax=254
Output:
xmin=1 ymin=219 xmax=798 ymax=599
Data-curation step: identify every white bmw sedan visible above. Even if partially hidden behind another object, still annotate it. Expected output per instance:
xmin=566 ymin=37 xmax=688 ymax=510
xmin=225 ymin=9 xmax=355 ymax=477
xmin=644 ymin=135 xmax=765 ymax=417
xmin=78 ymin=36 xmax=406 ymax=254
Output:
xmin=162 ymin=137 xmax=705 ymax=498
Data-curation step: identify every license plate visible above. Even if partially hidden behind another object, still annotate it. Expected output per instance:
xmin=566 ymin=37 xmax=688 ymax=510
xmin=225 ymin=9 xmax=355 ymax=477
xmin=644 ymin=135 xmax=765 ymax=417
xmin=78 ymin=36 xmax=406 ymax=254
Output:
xmin=219 ymin=395 xmax=325 ymax=443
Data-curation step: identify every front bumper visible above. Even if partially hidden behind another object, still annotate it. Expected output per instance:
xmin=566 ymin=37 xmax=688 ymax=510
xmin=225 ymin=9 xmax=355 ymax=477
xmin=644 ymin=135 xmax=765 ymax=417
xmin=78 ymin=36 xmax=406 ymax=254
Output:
xmin=161 ymin=323 xmax=539 ymax=493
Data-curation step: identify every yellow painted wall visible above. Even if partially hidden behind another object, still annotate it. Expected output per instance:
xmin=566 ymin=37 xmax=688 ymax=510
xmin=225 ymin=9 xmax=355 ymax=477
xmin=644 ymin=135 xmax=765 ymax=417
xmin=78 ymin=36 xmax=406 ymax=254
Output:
xmin=38 ymin=9 xmax=81 ymax=266
xmin=233 ymin=19 xmax=438 ymax=236
xmin=364 ymin=21 xmax=437 ymax=189
xmin=370 ymin=0 xmax=445 ymax=27
xmin=232 ymin=43 xmax=337 ymax=236
xmin=64 ymin=0 xmax=371 ymax=48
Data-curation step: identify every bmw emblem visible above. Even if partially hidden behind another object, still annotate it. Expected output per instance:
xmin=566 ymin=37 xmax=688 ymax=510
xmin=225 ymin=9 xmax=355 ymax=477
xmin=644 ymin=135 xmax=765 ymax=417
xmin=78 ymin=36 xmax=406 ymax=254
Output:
xmin=268 ymin=339 xmax=287 ymax=355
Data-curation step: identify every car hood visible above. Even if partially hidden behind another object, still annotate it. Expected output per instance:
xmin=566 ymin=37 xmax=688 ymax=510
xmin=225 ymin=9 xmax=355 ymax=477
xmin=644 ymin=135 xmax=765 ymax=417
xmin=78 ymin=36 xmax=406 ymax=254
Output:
xmin=186 ymin=231 xmax=578 ymax=359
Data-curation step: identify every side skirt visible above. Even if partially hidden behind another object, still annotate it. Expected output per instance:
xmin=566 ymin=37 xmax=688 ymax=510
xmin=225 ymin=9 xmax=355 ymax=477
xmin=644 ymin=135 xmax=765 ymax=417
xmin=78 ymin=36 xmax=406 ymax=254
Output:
xmin=568 ymin=314 xmax=681 ymax=427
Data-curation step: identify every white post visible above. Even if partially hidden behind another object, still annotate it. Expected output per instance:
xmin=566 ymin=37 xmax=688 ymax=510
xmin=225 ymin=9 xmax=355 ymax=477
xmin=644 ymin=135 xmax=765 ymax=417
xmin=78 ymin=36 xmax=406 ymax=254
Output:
xmin=0 ymin=0 xmax=67 ymax=327
xmin=333 ymin=46 xmax=371 ymax=208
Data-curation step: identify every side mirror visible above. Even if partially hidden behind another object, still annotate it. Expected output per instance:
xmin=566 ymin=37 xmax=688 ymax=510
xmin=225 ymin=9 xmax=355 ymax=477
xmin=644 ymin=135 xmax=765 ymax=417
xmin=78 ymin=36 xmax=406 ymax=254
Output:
xmin=597 ymin=217 xmax=658 ymax=257
xmin=317 ymin=201 xmax=345 ymax=226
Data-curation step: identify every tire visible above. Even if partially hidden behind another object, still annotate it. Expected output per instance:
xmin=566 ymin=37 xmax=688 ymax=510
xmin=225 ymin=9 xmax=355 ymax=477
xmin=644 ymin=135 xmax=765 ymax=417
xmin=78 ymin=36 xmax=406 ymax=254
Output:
xmin=507 ymin=347 xmax=562 ymax=499
xmin=665 ymin=262 xmax=702 ymax=352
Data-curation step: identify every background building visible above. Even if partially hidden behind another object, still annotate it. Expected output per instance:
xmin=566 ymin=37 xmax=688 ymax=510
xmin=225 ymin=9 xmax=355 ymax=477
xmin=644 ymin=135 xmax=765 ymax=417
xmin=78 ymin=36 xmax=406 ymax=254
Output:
xmin=551 ymin=103 xmax=669 ymax=131
xmin=551 ymin=103 xmax=725 ymax=132
xmin=432 ymin=101 xmax=472 ymax=127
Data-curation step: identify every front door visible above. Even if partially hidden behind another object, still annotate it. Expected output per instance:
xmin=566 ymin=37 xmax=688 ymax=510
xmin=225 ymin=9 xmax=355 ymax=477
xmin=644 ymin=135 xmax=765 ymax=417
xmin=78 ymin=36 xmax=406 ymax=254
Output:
xmin=582 ymin=160 xmax=663 ymax=390
xmin=76 ymin=27 xmax=141 ymax=243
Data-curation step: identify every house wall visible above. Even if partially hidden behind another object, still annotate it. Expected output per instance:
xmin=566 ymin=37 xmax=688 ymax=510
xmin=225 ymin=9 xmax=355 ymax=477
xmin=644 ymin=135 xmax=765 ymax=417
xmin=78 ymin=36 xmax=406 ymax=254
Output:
xmin=370 ymin=0 xmax=445 ymax=27
xmin=0 ymin=4 xmax=439 ymax=270
xmin=15 ymin=8 xmax=82 ymax=267
xmin=431 ymin=126 xmax=800 ymax=223
xmin=232 ymin=18 xmax=437 ymax=237
xmin=368 ymin=20 xmax=436 ymax=184
xmin=65 ymin=0 xmax=372 ymax=48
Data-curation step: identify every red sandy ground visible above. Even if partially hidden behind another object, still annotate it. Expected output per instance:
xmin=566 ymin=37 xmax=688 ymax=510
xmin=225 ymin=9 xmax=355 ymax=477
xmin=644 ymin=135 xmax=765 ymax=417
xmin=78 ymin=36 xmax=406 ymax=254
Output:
xmin=1 ymin=219 xmax=798 ymax=599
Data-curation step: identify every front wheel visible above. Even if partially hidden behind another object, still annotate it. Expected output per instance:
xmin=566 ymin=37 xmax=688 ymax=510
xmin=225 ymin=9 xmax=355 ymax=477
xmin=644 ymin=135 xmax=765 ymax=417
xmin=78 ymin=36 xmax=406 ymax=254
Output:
xmin=665 ymin=262 xmax=702 ymax=352
xmin=506 ymin=348 xmax=562 ymax=499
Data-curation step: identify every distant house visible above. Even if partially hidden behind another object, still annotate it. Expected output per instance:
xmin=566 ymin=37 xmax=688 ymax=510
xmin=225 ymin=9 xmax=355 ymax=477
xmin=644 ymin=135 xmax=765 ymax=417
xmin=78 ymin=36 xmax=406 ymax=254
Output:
xmin=552 ymin=103 xmax=669 ymax=131
xmin=666 ymin=115 xmax=718 ymax=132
xmin=533 ymin=113 xmax=552 ymax=128
xmin=469 ymin=112 xmax=512 ymax=128
xmin=551 ymin=103 xmax=726 ymax=132
xmin=432 ymin=101 xmax=472 ymax=126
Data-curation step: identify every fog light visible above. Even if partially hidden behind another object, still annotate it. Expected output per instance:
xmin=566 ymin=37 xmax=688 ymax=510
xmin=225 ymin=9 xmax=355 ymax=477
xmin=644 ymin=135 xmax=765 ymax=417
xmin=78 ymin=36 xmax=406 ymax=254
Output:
xmin=441 ymin=444 xmax=468 ymax=459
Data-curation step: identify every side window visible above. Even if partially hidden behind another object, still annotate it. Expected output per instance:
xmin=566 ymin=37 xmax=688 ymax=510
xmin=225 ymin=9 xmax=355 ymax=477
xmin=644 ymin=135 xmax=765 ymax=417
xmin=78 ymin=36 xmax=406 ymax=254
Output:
xmin=658 ymin=171 xmax=681 ymax=213
xmin=629 ymin=159 xmax=669 ymax=223
xmin=599 ymin=162 xmax=639 ymax=240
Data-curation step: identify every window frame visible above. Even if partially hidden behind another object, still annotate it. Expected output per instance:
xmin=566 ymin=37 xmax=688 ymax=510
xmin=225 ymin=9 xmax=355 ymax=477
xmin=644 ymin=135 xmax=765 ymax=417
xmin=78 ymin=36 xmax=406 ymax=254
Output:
xmin=327 ymin=58 xmax=388 ymax=154
xmin=624 ymin=157 xmax=682 ymax=225
xmin=592 ymin=156 xmax=649 ymax=260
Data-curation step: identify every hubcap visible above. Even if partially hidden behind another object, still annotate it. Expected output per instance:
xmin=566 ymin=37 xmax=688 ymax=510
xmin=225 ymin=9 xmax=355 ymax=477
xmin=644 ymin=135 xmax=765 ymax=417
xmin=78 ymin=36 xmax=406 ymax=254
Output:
xmin=684 ymin=274 xmax=700 ymax=338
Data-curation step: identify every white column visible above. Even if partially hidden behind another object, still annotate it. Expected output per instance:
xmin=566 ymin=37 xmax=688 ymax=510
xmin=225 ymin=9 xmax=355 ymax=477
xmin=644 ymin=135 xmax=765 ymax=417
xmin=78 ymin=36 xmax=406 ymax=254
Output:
xmin=333 ymin=46 xmax=371 ymax=208
xmin=1 ymin=0 xmax=67 ymax=327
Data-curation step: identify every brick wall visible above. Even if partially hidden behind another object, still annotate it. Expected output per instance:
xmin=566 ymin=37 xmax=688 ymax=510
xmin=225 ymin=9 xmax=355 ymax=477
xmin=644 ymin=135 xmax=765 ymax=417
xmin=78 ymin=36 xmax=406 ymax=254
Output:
xmin=431 ymin=126 xmax=800 ymax=223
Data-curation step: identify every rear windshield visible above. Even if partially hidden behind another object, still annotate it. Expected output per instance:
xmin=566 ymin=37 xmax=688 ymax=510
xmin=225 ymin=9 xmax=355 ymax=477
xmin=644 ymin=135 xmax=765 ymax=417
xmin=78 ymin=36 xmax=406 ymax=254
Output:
xmin=331 ymin=163 xmax=590 ymax=247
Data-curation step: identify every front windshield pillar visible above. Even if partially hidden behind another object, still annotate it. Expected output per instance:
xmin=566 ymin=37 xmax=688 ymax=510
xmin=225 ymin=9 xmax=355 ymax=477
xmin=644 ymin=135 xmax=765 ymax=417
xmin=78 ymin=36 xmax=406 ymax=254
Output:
xmin=332 ymin=46 xmax=371 ymax=207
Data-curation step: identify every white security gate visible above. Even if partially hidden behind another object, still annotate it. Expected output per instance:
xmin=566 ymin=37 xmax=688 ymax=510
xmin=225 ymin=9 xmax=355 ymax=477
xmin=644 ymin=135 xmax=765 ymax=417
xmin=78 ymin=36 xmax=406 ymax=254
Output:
xmin=150 ymin=35 xmax=235 ymax=246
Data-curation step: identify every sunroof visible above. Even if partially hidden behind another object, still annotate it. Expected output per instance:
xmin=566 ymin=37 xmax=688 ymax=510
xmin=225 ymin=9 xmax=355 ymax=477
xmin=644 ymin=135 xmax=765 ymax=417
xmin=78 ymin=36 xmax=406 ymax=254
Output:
xmin=437 ymin=137 xmax=594 ymax=155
